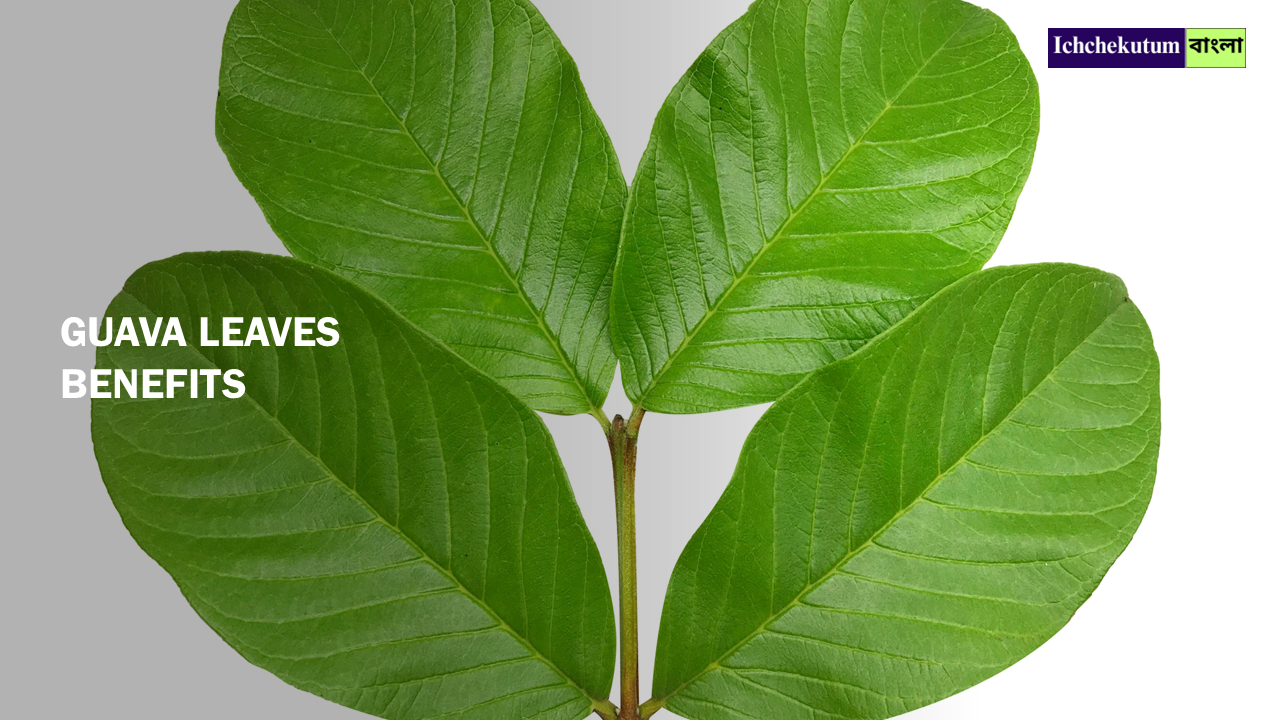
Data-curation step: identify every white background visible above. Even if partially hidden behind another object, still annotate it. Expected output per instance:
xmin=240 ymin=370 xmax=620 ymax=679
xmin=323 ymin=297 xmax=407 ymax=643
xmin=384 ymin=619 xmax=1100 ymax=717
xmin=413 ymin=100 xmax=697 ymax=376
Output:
xmin=2 ymin=0 xmax=1277 ymax=718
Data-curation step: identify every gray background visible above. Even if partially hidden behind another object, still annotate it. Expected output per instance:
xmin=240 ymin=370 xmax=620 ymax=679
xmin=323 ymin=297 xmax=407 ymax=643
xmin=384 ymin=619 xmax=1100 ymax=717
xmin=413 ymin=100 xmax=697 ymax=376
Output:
xmin=3 ymin=0 xmax=1277 ymax=717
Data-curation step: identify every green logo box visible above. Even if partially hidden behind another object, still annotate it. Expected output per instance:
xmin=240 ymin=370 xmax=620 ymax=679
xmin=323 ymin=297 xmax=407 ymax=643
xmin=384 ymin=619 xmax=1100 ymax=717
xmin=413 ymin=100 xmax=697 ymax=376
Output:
xmin=1186 ymin=28 xmax=1246 ymax=67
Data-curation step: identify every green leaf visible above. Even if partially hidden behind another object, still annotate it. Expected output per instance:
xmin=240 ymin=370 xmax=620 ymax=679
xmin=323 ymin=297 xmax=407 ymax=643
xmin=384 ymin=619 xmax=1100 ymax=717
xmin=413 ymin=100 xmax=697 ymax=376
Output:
xmin=611 ymin=0 xmax=1039 ymax=414
xmin=92 ymin=252 xmax=615 ymax=720
xmin=215 ymin=0 xmax=626 ymax=416
xmin=650 ymin=263 xmax=1159 ymax=719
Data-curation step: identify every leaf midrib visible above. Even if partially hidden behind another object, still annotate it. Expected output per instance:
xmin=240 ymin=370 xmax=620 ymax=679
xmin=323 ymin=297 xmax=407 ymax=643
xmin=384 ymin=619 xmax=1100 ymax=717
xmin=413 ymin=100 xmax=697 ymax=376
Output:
xmin=281 ymin=5 xmax=602 ymax=415
xmin=108 ymin=285 xmax=603 ymax=706
xmin=633 ymin=9 xmax=982 ymax=410
xmin=655 ymin=292 xmax=1132 ymax=707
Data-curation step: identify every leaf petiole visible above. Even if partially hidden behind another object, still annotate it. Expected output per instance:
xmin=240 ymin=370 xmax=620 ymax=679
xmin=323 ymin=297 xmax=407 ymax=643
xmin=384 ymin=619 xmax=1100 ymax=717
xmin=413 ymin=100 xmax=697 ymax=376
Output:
xmin=639 ymin=698 xmax=664 ymax=719
xmin=593 ymin=699 xmax=620 ymax=720
xmin=593 ymin=406 xmax=614 ymax=436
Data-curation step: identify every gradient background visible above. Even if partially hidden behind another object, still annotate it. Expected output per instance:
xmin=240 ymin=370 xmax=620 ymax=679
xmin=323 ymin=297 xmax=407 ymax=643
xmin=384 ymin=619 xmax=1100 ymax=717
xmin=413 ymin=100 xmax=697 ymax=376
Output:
xmin=3 ymin=0 xmax=1277 ymax=717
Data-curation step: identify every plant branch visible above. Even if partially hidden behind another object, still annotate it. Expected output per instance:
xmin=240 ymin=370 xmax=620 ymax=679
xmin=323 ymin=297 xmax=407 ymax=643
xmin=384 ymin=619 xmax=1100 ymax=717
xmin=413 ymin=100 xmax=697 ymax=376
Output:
xmin=609 ymin=411 xmax=642 ymax=719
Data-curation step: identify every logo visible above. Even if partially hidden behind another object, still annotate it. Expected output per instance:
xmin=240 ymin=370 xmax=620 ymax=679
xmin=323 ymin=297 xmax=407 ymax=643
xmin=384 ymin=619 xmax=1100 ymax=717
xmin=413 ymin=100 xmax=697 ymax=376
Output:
xmin=1049 ymin=28 xmax=1246 ymax=68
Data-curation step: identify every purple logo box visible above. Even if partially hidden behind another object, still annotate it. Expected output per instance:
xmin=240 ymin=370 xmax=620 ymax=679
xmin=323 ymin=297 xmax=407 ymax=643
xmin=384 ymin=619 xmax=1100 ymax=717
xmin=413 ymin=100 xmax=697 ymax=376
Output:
xmin=1049 ymin=28 xmax=1185 ymax=68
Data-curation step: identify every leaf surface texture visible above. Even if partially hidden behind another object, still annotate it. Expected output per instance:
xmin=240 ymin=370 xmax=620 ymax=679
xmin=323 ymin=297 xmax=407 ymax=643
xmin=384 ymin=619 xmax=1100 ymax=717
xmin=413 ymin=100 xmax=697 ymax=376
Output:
xmin=612 ymin=0 xmax=1039 ymax=413
xmin=216 ymin=0 xmax=626 ymax=414
xmin=652 ymin=263 xmax=1160 ymax=719
xmin=92 ymin=252 xmax=615 ymax=720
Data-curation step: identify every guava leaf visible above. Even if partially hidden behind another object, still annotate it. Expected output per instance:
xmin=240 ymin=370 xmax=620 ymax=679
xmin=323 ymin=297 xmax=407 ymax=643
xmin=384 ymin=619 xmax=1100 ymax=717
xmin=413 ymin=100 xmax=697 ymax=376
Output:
xmin=92 ymin=252 xmax=615 ymax=720
xmin=651 ymin=264 xmax=1159 ymax=719
xmin=612 ymin=0 xmax=1039 ymax=413
xmin=216 ymin=0 xmax=626 ymax=416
